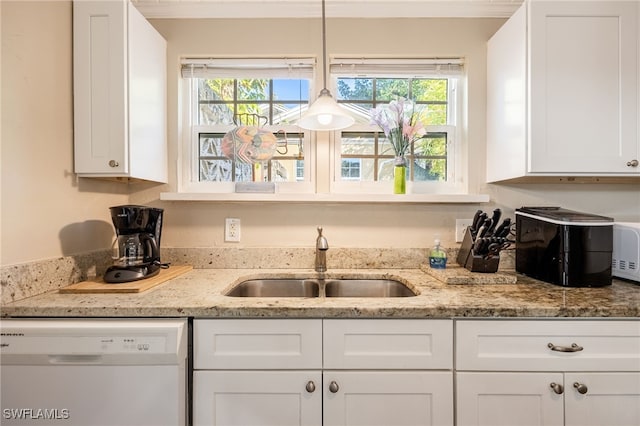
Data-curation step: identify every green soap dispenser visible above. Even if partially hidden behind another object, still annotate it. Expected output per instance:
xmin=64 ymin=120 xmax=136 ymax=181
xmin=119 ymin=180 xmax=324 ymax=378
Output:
xmin=429 ymin=239 xmax=447 ymax=269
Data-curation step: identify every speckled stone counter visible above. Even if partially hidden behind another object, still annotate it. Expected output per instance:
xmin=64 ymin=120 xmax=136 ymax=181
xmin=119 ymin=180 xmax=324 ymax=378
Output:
xmin=2 ymin=268 xmax=638 ymax=318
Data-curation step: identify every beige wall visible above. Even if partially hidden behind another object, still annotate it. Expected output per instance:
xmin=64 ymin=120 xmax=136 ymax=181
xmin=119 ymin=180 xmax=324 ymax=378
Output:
xmin=2 ymin=3 xmax=639 ymax=266
xmin=1 ymin=1 xmax=128 ymax=266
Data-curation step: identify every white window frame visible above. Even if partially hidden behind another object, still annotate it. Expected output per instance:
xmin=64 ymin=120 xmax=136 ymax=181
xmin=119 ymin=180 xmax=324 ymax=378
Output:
xmin=328 ymin=57 xmax=467 ymax=195
xmin=178 ymin=58 xmax=316 ymax=194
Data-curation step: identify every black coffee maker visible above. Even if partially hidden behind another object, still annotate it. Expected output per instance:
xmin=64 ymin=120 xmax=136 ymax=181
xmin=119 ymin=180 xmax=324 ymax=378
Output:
xmin=104 ymin=205 xmax=165 ymax=283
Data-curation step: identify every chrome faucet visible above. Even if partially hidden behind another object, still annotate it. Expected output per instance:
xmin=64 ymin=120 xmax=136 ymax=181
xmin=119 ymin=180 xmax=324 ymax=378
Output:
xmin=315 ymin=226 xmax=329 ymax=272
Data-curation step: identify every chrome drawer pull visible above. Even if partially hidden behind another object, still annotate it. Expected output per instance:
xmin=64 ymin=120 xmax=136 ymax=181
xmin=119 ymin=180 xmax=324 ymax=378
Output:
xmin=547 ymin=342 xmax=583 ymax=352
xmin=573 ymin=382 xmax=588 ymax=394
xmin=549 ymin=382 xmax=564 ymax=395
xmin=329 ymin=381 xmax=339 ymax=393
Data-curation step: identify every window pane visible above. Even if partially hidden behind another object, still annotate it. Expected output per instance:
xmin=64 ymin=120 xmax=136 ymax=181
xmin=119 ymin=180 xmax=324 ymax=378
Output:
xmin=235 ymin=103 xmax=267 ymax=120
xmin=378 ymin=158 xmax=395 ymax=181
xmin=411 ymin=79 xmax=447 ymax=102
xmin=272 ymin=159 xmax=300 ymax=181
xmin=273 ymin=79 xmax=309 ymax=101
xmin=336 ymin=78 xmax=373 ymax=100
xmin=200 ymin=135 xmax=223 ymax=156
xmin=422 ymin=104 xmax=447 ymax=126
xmin=273 ymin=104 xmax=306 ymax=125
xmin=413 ymin=159 xmax=446 ymax=182
xmin=357 ymin=158 xmax=377 ymax=181
xmin=415 ymin=133 xmax=447 ymax=157
xmin=199 ymin=104 xmax=234 ymax=126
xmin=200 ymin=79 xmax=234 ymax=101
xmin=200 ymin=159 xmax=232 ymax=182
xmin=342 ymin=133 xmax=375 ymax=155
xmin=379 ymin=137 xmax=396 ymax=156
xmin=376 ymin=79 xmax=409 ymax=100
xmin=339 ymin=102 xmax=373 ymax=124
xmin=237 ymin=79 xmax=269 ymax=100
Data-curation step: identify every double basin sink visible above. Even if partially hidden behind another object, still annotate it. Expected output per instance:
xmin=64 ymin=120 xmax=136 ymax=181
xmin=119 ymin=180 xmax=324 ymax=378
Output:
xmin=225 ymin=278 xmax=417 ymax=298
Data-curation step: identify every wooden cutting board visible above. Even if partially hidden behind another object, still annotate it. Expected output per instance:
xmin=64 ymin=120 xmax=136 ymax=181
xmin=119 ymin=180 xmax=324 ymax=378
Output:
xmin=59 ymin=265 xmax=193 ymax=294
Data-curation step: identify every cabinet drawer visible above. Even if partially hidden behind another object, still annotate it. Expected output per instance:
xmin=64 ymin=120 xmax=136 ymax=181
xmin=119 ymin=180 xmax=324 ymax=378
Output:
xmin=194 ymin=319 xmax=322 ymax=369
xmin=324 ymin=319 xmax=453 ymax=369
xmin=456 ymin=320 xmax=640 ymax=371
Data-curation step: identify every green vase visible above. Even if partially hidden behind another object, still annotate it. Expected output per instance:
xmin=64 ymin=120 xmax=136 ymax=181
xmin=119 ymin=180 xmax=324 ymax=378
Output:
xmin=393 ymin=156 xmax=407 ymax=194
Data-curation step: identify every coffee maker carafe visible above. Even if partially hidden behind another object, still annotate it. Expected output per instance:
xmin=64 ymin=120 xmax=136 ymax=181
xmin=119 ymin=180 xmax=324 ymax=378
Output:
xmin=104 ymin=205 xmax=165 ymax=283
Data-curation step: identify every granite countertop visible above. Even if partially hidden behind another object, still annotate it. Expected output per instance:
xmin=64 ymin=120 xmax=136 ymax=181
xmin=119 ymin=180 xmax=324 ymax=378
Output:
xmin=2 ymin=267 xmax=639 ymax=318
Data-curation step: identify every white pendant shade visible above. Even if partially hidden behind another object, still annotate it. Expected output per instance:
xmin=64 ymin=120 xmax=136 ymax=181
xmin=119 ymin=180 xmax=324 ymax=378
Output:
xmin=297 ymin=89 xmax=355 ymax=131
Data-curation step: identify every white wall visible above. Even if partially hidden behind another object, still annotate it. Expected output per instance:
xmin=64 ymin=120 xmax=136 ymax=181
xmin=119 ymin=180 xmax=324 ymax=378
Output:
xmin=1 ymin=3 xmax=638 ymax=266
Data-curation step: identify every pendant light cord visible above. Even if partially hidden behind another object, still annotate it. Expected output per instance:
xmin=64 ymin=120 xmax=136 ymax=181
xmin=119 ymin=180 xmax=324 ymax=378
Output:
xmin=321 ymin=0 xmax=328 ymax=91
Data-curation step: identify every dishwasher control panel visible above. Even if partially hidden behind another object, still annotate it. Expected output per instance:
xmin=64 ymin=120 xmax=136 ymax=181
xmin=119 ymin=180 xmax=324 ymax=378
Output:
xmin=0 ymin=319 xmax=186 ymax=365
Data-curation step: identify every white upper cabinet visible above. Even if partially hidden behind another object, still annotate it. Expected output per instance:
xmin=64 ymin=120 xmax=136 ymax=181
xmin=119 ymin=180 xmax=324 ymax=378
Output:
xmin=73 ymin=1 xmax=167 ymax=183
xmin=486 ymin=1 xmax=639 ymax=182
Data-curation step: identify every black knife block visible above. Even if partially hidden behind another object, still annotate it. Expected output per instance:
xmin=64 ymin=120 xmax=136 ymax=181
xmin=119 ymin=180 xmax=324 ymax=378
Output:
xmin=456 ymin=227 xmax=500 ymax=273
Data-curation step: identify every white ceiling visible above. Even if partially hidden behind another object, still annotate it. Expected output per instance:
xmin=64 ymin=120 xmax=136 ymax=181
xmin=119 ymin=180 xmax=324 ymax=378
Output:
xmin=132 ymin=0 xmax=524 ymax=19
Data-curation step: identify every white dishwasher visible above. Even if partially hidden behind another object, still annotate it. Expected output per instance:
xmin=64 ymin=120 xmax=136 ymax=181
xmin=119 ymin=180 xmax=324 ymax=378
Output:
xmin=0 ymin=318 xmax=188 ymax=426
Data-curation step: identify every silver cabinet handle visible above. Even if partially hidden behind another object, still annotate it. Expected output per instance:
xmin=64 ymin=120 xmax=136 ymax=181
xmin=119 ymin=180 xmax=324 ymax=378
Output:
xmin=573 ymin=382 xmax=588 ymax=394
xmin=548 ymin=342 xmax=583 ymax=352
xmin=108 ymin=160 xmax=119 ymax=167
xmin=329 ymin=381 xmax=339 ymax=393
xmin=549 ymin=382 xmax=564 ymax=395
xmin=305 ymin=381 xmax=316 ymax=393
xmin=627 ymin=159 xmax=639 ymax=167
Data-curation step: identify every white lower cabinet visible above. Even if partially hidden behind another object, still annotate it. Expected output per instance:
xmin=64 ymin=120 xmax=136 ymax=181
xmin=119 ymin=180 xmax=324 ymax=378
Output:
xmin=457 ymin=372 xmax=564 ymax=426
xmin=193 ymin=318 xmax=454 ymax=426
xmin=193 ymin=370 xmax=322 ymax=426
xmin=324 ymin=371 xmax=453 ymax=426
xmin=455 ymin=320 xmax=640 ymax=426
xmin=193 ymin=318 xmax=639 ymax=426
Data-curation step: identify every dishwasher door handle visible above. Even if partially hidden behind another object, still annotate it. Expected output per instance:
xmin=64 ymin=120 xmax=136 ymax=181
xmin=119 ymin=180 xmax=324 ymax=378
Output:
xmin=48 ymin=354 xmax=103 ymax=364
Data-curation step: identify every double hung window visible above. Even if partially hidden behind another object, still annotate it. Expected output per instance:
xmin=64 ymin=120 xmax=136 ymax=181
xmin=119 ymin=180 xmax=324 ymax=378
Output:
xmin=180 ymin=58 xmax=314 ymax=193
xmin=330 ymin=58 xmax=464 ymax=194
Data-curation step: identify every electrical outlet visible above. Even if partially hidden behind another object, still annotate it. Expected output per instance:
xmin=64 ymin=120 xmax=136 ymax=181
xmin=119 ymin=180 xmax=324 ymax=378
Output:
xmin=455 ymin=219 xmax=474 ymax=243
xmin=225 ymin=218 xmax=241 ymax=242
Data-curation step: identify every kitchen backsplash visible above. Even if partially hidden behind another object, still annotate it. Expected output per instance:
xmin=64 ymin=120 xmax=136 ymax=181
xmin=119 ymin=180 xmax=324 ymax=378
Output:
xmin=1 ymin=247 xmax=515 ymax=304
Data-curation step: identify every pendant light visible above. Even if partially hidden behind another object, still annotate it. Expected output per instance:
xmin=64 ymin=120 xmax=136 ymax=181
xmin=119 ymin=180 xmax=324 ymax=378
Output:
xmin=297 ymin=0 xmax=355 ymax=131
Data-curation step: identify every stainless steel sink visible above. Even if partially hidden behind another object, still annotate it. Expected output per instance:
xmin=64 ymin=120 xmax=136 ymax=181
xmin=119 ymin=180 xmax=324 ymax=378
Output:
xmin=225 ymin=278 xmax=416 ymax=298
xmin=225 ymin=279 xmax=320 ymax=297
xmin=325 ymin=279 xmax=416 ymax=297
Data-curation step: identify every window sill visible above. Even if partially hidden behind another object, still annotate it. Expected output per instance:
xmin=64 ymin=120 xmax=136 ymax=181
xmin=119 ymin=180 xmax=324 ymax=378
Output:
xmin=160 ymin=192 xmax=490 ymax=204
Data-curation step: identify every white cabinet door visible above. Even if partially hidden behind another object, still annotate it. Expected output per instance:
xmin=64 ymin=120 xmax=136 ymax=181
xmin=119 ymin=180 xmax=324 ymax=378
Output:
xmin=528 ymin=1 xmax=639 ymax=174
xmin=456 ymin=372 xmax=564 ymax=426
xmin=324 ymin=371 xmax=453 ymax=426
xmin=73 ymin=0 xmax=167 ymax=183
xmin=73 ymin=0 xmax=127 ymax=176
xmin=565 ymin=373 xmax=640 ymax=426
xmin=193 ymin=371 xmax=322 ymax=426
